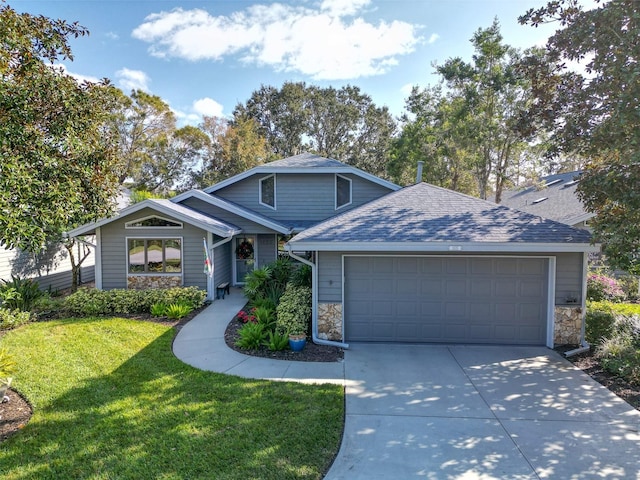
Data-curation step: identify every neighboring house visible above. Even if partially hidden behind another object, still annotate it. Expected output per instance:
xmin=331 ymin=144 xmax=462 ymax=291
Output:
xmin=69 ymin=153 xmax=597 ymax=349
xmin=0 ymin=187 xmax=130 ymax=292
xmin=499 ymin=171 xmax=593 ymax=229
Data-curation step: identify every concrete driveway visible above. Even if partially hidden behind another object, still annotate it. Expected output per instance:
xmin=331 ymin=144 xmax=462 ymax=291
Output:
xmin=325 ymin=344 xmax=640 ymax=479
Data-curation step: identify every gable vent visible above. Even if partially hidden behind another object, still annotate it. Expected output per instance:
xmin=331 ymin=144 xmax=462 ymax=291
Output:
xmin=532 ymin=197 xmax=548 ymax=204
xmin=544 ymin=179 xmax=563 ymax=187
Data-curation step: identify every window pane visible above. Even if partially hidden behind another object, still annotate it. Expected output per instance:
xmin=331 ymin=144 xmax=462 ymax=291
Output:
xmin=261 ymin=176 xmax=275 ymax=207
xmin=147 ymin=240 xmax=164 ymax=272
xmin=128 ymin=239 xmax=146 ymax=273
xmin=336 ymin=175 xmax=351 ymax=208
xmin=164 ymin=239 xmax=182 ymax=272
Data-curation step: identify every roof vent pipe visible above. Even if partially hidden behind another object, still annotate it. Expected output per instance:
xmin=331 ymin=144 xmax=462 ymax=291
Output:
xmin=416 ymin=161 xmax=424 ymax=183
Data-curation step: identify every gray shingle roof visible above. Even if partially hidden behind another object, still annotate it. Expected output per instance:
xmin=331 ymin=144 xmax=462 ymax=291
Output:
xmin=499 ymin=171 xmax=592 ymax=226
xmin=289 ymin=182 xmax=593 ymax=246
xmin=151 ymin=199 xmax=241 ymax=235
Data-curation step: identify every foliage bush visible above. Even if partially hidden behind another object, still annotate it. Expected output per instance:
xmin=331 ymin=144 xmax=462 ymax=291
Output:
xmin=275 ymin=285 xmax=312 ymax=336
xmin=0 ymin=275 xmax=44 ymax=311
xmin=617 ymin=275 xmax=640 ymax=302
xmin=0 ymin=308 xmax=33 ymax=331
xmin=150 ymin=302 xmax=167 ymax=317
xmin=235 ymin=322 xmax=267 ymax=349
xmin=253 ymin=306 xmax=276 ymax=331
xmin=586 ymin=302 xmax=615 ymax=345
xmin=63 ymin=287 xmax=206 ymax=316
xmin=290 ymin=264 xmax=312 ymax=288
xmin=0 ymin=348 xmax=17 ymax=378
xmin=164 ymin=302 xmax=193 ymax=319
xmin=595 ymin=314 xmax=640 ymax=385
xmin=263 ymin=330 xmax=290 ymax=351
xmin=587 ymin=272 xmax=625 ymax=302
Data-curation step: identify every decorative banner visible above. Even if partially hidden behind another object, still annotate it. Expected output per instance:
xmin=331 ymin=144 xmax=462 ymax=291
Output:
xmin=203 ymin=238 xmax=213 ymax=278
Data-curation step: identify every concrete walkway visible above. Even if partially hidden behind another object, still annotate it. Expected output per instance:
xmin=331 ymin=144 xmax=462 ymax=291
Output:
xmin=174 ymin=293 xmax=640 ymax=479
xmin=172 ymin=288 xmax=345 ymax=384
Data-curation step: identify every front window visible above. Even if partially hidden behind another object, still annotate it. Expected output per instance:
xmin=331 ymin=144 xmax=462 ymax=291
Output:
xmin=128 ymin=238 xmax=182 ymax=273
xmin=260 ymin=175 xmax=276 ymax=209
xmin=336 ymin=174 xmax=352 ymax=209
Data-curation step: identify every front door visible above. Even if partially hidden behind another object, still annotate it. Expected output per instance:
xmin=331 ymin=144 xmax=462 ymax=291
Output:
xmin=234 ymin=236 xmax=256 ymax=284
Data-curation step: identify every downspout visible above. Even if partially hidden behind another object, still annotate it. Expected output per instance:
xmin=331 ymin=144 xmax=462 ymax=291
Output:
xmin=286 ymin=245 xmax=349 ymax=349
xmin=565 ymin=252 xmax=591 ymax=357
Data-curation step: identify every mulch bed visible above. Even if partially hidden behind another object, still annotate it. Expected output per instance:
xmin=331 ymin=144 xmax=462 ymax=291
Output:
xmin=224 ymin=315 xmax=344 ymax=362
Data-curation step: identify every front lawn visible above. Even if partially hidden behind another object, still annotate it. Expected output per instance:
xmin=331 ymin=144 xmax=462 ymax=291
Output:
xmin=0 ymin=318 xmax=343 ymax=479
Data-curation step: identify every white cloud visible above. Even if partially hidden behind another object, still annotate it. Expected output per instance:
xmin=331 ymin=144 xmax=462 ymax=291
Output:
xmin=427 ymin=33 xmax=439 ymax=44
xmin=192 ymin=97 xmax=224 ymax=118
xmin=53 ymin=63 xmax=100 ymax=83
xmin=400 ymin=83 xmax=415 ymax=97
xmin=106 ymin=31 xmax=120 ymax=40
xmin=132 ymin=2 xmax=422 ymax=80
xmin=116 ymin=68 xmax=150 ymax=92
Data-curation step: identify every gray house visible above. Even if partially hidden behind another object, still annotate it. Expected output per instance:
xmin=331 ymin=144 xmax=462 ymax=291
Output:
xmin=69 ymin=154 xmax=597 ymax=349
xmin=499 ymin=171 xmax=593 ymax=229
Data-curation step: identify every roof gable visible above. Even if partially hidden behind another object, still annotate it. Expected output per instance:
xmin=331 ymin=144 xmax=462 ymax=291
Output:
xmin=202 ymin=153 xmax=400 ymax=194
xmin=67 ymin=199 xmax=241 ymax=238
xmin=288 ymin=182 xmax=595 ymax=252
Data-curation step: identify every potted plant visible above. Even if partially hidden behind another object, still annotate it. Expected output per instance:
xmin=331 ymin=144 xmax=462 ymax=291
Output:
xmin=0 ymin=348 xmax=16 ymax=402
xmin=275 ymin=285 xmax=312 ymax=353
xmin=288 ymin=331 xmax=307 ymax=352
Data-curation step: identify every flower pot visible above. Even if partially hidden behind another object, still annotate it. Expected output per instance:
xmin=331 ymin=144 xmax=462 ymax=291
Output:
xmin=0 ymin=377 xmax=12 ymax=401
xmin=288 ymin=335 xmax=307 ymax=352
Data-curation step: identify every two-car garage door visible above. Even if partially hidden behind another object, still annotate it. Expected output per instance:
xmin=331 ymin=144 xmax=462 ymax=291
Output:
xmin=344 ymin=256 xmax=549 ymax=345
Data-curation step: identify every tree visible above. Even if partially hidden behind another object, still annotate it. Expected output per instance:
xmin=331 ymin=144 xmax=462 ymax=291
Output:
xmin=191 ymin=116 xmax=271 ymax=188
xmin=519 ymin=0 xmax=640 ymax=273
xmin=0 ymin=4 xmax=120 ymax=289
xmin=394 ymin=20 xmax=538 ymax=198
xmin=233 ymin=82 xmax=396 ymax=177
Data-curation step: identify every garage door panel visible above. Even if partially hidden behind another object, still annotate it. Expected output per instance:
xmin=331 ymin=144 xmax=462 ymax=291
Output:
xmin=345 ymin=256 xmax=548 ymax=345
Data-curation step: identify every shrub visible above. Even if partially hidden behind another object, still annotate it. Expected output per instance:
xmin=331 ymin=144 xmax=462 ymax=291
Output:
xmin=586 ymin=302 xmax=616 ymax=345
xmin=63 ymin=287 xmax=206 ymax=316
xmin=243 ymin=266 xmax=272 ymax=302
xmin=253 ymin=306 xmax=276 ymax=331
xmin=290 ymin=264 xmax=312 ymax=288
xmin=263 ymin=330 xmax=290 ymax=351
xmin=618 ymin=275 xmax=640 ymax=302
xmin=0 ymin=348 xmax=17 ymax=378
xmin=235 ymin=322 xmax=266 ymax=349
xmin=0 ymin=308 xmax=33 ymax=331
xmin=595 ymin=314 xmax=640 ymax=385
xmin=275 ymin=284 xmax=311 ymax=336
xmin=150 ymin=302 xmax=167 ymax=317
xmin=164 ymin=302 xmax=193 ymax=319
xmin=587 ymin=272 xmax=625 ymax=302
xmin=0 ymin=275 xmax=44 ymax=311
xmin=236 ymin=309 xmax=256 ymax=324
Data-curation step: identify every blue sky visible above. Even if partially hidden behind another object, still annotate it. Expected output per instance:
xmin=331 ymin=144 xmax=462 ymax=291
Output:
xmin=16 ymin=0 xmax=570 ymax=124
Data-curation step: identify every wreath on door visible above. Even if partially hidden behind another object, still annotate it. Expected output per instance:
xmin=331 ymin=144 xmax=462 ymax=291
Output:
xmin=236 ymin=239 xmax=254 ymax=259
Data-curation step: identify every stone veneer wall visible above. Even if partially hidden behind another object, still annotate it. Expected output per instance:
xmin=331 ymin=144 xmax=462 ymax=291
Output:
xmin=318 ymin=303 xmax=343 ymax=341
xmin=554 ymin=306 xmax=583 ymax=345
xmin=127 ymin=275 xmax=182 ymax=290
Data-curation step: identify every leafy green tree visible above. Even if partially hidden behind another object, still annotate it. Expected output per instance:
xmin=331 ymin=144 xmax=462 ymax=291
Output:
xmin=394 ymin=20 xmax=537 ymax=198
xmin=191 ymin=116 xmax=271 ymax=188
xmin=233 ymin=82 xmax=396 ymax=177
xmin=519 ymin=0 xmax=640 ymax=273
xmin=0 ymin=4 xmax=121 ymax=289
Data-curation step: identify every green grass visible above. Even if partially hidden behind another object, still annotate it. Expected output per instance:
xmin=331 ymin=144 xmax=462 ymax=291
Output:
xmin=0 ymin=318 xmax=344 ymax=479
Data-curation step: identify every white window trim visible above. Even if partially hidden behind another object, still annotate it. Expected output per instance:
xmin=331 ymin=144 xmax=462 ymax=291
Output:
xmin=335 ymin=174 xmax=352 ymax=210
xmin=259 ymin=174 xmax=277 ymax=210
xmin=125 ymin=215 xmax=183 ymax=229
xmin=125 ymin=236 xmax=184 ymax=279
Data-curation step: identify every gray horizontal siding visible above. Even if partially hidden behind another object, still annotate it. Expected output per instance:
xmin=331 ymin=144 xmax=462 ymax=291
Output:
xmin=215 ymin=173 xmax=393 ymax=223
xmin=257 ymin=234 xmax=277 ymax=268
xmin=100 ymin=207 xmax=207 ymax=291
xmin=213 ymin=241 xmax=232 ymax=287
xmin=178 ymin=197 xmax=276 ymax=234
xmin=317 ymin=251 xmax=584 ymax=306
